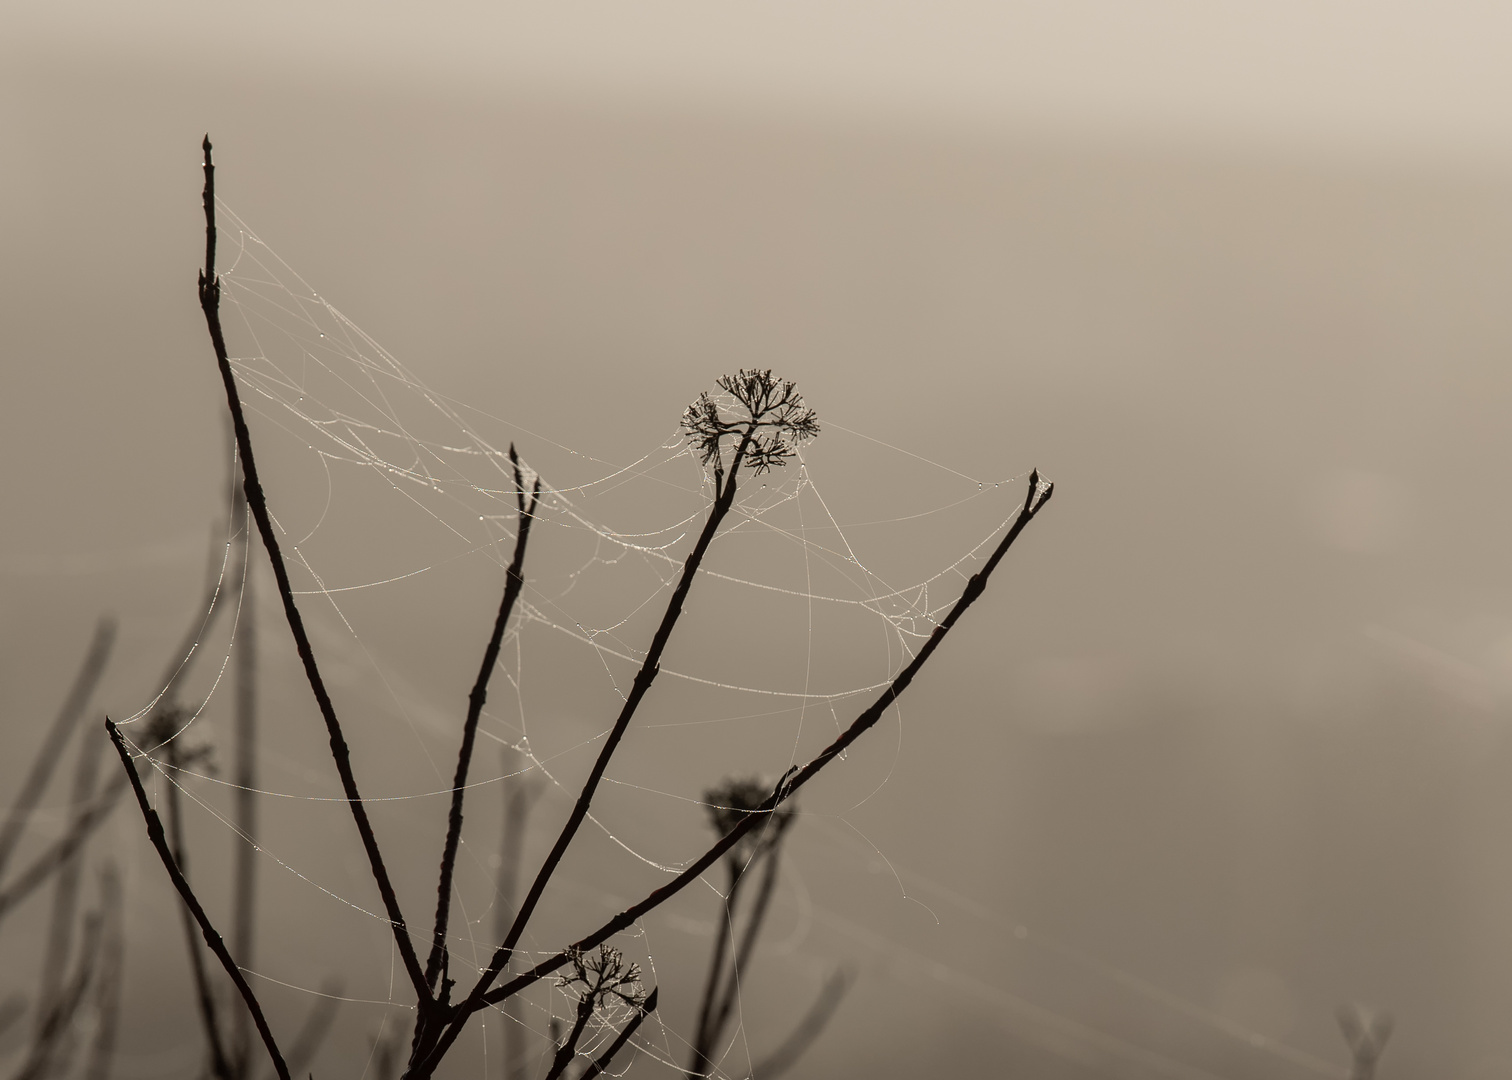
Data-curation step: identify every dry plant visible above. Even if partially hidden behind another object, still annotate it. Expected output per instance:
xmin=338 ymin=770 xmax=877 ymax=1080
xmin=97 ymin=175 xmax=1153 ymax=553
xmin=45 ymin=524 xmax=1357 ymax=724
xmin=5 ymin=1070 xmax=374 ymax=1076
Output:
xmin=684 ymin=778 xmax=850 ymax=1080
xmin=1337 ymin=1005 xmax=1392 ymax=1080
xmin=108 ymin=137 xmax=1055 ymax=1080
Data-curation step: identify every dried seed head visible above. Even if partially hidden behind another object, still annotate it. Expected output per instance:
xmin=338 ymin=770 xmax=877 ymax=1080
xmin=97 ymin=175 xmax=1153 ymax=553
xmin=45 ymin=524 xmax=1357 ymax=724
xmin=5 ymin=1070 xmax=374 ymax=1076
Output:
xmin=681 ymin=369 xmax=819 ymax=476
xmin=556 ymin=945 xmax=648 ymax=1011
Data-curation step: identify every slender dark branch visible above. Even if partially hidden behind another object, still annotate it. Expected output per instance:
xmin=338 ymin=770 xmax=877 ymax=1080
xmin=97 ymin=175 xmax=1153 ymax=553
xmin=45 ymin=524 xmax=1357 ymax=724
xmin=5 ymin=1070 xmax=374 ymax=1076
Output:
xmin=196 ymin=136 xmax=430 ymax=1003
xmin=744 ymin=968 xmax=852 ymax=1080
xmin=466 ymin=475 xmax=1053 ymax=1020
xmin=162 ymin=750 xmax=233 ymax=1080
xmin=0 ymin=774 xmax=125 ymax=922
xmin=107 ymin=717 xmax=291 ymax=1080
xmin=426 ymin=452 xmax=541 ymax=991
xmin=577 ymin=987 xmax=659 ymax=1080
xmin=0 ymin=618 xmax=115 ymax=881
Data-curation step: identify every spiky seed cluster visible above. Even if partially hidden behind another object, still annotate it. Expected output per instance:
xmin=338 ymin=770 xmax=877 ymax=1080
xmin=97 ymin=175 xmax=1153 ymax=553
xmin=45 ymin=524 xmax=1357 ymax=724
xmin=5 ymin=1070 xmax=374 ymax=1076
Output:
xmin=681 ymin=369 xmax=820 ymax=476
xmin=556 ymin=945 xmax=647 ymax=1011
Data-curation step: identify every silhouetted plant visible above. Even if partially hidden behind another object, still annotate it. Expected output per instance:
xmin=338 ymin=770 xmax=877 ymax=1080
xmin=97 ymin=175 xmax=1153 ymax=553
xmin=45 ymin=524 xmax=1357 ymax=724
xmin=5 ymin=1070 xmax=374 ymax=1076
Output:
xmin=685 ymin=776 xmax=850 ymax=1080
xmin=544 ymin=946 xmax=650 ymax=1080
xmin=108 ymin=136 xmax=1055 ymax=1080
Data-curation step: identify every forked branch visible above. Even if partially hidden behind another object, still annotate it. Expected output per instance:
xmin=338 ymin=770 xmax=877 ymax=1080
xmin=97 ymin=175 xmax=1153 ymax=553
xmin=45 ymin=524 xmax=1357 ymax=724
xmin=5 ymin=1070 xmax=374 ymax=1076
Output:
xmin=416 ymin=472 xmax=1053 ymax=1072
xmin=196 ymin=136 xmax=429 ymax=1003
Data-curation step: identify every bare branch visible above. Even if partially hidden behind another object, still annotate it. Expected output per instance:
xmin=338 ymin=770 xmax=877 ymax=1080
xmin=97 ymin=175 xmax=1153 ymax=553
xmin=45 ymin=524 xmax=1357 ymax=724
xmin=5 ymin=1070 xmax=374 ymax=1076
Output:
xmin=402 ymin=474 xmax=1052 ymax=1077
xmin=426 ymin=451 xmax=541 ymax=993
xmin=195 ymin=135 xmax=430 ymax=1003
xmin=107 ymin=716 xmax=290 ymax=1080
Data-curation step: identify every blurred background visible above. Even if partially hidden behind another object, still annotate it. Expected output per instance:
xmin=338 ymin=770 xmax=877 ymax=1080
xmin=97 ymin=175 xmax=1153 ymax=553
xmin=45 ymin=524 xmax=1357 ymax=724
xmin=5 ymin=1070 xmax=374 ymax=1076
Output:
xmin=4 ymin=3 xmax=1512 ymax=1078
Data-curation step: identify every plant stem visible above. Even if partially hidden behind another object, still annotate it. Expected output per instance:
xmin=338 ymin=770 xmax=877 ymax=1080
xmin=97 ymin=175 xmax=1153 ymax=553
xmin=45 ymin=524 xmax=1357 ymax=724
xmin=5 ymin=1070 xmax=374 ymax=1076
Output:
xmin=195 ymin=135 xmax=430 ymax=1003
xmin=425 ymin=453 xmax=541 ymax=993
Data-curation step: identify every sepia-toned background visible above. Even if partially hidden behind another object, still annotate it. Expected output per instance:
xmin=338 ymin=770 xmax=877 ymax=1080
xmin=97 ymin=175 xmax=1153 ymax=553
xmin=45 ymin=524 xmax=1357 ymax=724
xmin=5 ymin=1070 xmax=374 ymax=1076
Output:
xmin=5 ymin=4 xmax=1512 ymax=1078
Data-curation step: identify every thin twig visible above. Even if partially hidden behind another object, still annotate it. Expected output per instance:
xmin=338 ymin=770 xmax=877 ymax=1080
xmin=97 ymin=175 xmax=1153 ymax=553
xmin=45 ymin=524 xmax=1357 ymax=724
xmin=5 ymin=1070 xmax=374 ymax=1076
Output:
xmin=576 ymin=987 xmax=658 ymax=1080
xmin=107 ymin=717 xmax=291 ymax=1080
xmin=195 ymin=135 xmax=430 ymax=1003
xmin=425 ymin=450 xmax=541 ymax=993
xmin=0 ymin=618 xmax=115 ymax=882
xmin=419 ymin=474 xmax=1052 ymax=1071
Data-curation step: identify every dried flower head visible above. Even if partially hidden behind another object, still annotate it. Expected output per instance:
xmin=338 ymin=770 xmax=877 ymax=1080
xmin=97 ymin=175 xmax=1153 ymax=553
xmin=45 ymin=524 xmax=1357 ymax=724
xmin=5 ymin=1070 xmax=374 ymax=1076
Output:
xmin=703 ymin=774 xmax=795 ymax=868
xmin=556 ymin=945 xmax=647 ymax=1011
xmin=141 ymin=704 xmax=216 ymax=772
xmin=681 ymin=370 xmax=819 ymax=476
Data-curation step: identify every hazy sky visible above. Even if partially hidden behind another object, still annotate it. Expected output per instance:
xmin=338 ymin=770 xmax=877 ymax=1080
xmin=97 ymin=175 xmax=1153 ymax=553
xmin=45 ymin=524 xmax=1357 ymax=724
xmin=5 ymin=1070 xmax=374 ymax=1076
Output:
xmin=5 ymin=6 xmax=1512 ymax=1080
xmin=15 ymin=0 xmax=1512 ymax=161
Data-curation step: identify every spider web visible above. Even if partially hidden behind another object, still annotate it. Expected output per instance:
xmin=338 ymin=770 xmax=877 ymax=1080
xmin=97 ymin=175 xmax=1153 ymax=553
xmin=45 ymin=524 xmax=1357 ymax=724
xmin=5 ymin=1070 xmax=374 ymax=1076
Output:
xmin=96 ymin=204 xmax=1344 ymax=1080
